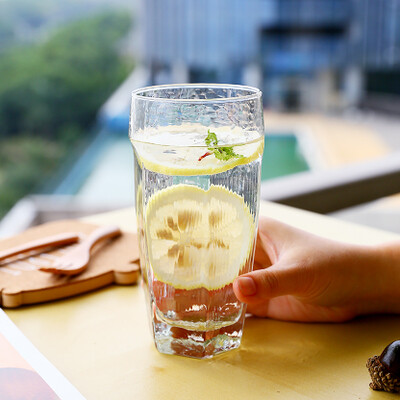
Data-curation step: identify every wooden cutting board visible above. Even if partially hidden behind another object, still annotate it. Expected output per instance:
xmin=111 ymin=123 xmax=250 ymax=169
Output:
xmin=0 ymin=220 xmax=140 ymax=308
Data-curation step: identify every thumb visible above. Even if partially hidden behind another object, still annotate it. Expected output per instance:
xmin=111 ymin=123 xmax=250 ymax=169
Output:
xmin=233 ymin=264 xmax=305 ymax=304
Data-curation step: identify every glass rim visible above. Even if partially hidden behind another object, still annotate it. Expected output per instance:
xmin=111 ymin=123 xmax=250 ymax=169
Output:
xmin=131 ymin=83 xmax=262 ymax=103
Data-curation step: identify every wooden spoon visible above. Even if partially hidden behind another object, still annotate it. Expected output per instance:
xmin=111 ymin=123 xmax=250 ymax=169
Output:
xmin=0 ymin=232 xmax=80 ymax=264
xmin=40 ymin=225 xmax=121 ymax=275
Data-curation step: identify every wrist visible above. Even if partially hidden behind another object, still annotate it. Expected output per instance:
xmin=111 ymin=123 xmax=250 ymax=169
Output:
xmin=358 ymin=242 xmax=400 ymax=315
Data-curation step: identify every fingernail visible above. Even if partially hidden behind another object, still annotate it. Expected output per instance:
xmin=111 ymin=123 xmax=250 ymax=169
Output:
xmin=236 ymin=277 xmax=257 ymax=296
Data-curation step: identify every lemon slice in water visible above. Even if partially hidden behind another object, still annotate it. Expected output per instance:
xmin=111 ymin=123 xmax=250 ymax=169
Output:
xmin=145 ymin=184 xmax=254 ymax=290
xmin=133 ymin=137 xmax=264 ymax=176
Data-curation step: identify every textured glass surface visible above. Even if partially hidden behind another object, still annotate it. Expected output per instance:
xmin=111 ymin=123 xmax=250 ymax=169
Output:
xmin=130 ymin=84 xmax=264 ymax=359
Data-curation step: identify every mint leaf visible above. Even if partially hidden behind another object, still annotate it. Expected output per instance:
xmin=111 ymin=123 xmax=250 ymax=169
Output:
xmin=213 ymin=146 xmax=243 ymax=161
xmin=205 ymin=130 xmax=218 ymax=147
xmin=203 ymin=130 xmax=243 ymax=162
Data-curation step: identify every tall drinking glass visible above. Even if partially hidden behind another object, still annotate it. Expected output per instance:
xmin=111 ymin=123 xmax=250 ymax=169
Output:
xmin=130 ymin=84 xmax=264 ymax=358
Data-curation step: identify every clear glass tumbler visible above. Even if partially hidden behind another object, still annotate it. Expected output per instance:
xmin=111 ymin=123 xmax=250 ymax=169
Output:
xmin=129 ymin=84 xmax=264 ymax=358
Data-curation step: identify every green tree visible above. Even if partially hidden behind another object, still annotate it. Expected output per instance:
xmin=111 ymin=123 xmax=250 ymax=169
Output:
xmin=0 ymin=11 xmax=133 ymax=138
xmin=0 ymin=11 xmax=134 ymax=218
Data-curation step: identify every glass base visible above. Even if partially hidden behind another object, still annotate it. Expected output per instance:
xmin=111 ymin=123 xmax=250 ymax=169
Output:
xmin=152 ymin=314 xmax=244 ymax=359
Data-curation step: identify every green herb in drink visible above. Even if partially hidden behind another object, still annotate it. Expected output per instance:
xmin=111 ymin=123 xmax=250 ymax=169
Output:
xmin=198 ymin=130 xmax=244 ymax=162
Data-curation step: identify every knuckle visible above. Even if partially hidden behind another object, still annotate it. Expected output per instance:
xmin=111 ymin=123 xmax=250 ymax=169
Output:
xmin=260 ymin=271 xmax=280 ymax=295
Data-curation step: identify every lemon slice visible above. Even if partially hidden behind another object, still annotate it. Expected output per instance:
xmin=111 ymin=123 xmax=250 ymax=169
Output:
xmin=145 ymin=184 xmax=254 ymax=290
xmin=133 ymin=138 xmax=264 ymax=176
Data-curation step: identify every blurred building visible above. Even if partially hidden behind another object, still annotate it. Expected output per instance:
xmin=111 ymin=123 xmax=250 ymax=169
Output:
xmin=260 ymin=0 xmax=353 ymax=110
xmin=356 ymin=0 xmax=400 ymax=114
xmin=357 ymin=0 xmax=400 ymax=67
xmin=141 ymin=0 xmax=400 ymax=112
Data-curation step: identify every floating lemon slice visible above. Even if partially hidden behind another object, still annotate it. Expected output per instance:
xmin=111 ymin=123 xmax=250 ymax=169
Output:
xmin=133 ymin=137 xmax=264 ymax=176
xmin=145 ymin=184 xmax=255 ymax=290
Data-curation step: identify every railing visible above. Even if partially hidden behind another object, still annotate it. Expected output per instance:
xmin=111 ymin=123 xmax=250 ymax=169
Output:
xmin=261 ymin=151 xmax=400 ymax=213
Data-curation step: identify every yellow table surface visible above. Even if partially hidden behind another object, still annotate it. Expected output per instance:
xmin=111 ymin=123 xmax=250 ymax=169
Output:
xmin=5 ymin=201 xmax=400 ymax=400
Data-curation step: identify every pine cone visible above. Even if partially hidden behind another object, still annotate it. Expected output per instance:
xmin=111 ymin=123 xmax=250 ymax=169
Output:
xmin=367 ymin=340 xmax=400 ymax=393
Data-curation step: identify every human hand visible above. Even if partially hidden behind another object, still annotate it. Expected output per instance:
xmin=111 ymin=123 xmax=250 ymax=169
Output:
xmin=233 ymin=216 xmax=400 ymax=322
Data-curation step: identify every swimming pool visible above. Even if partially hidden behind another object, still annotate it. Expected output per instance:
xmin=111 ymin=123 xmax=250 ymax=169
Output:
xmin=261 ymin=133 xmax=309 ymax=180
